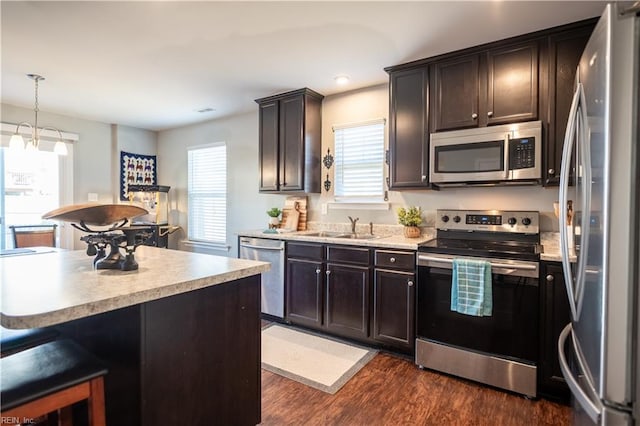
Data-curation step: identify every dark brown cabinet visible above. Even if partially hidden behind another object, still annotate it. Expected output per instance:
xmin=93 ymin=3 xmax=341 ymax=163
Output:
xmin=387 ymin=67 xmax=430 ymax=188
xmin=539 ymin=261 xmax=571 ymax=401
xmin=285 ymin=242 xmax=417 ymax=352
xmin=286 ymin=242 xmax=324 ymax=329
xmin=255 ymin=88 xmax=323 ymax=193
xmin=431 ymin=54 xmax=480 ymax=132
xmin=325 ymin=263 xmax=370 ymax=340
xmin=544 ymin=24 xmax=594 ymax=185
xmin=430 ymin=41 xmax=539 ymax=132
xmin=373 ymin=250 xmax=415 ymax=352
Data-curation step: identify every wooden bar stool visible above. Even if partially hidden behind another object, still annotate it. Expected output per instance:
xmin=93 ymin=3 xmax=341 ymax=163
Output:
xmin=1 ymin=326 xmax=58 ymax=358
xmin=1 ymin=340 xmax=108 ymax=426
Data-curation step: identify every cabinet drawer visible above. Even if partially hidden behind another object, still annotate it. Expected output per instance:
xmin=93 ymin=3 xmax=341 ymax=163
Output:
xmin=375 ymin=250 xmax=415 ymax=270
xmin=326 ymin=246 xmax=371 ymax=266
xmin=287 ymin=242 xmax=323 ymax=260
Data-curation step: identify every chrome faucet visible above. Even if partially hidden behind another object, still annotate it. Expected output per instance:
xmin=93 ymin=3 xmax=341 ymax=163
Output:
xmin=348 ymin=216 xmax=359 ymax=234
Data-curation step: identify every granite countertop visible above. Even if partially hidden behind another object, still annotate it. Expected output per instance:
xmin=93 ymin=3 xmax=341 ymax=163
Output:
xmin=1 ymin=246 xmax=270 ymax=329
xmin=540 ymin=232 xmax=577 ymax=262
xmin=238 ymin=228 xmax=435 ymax=250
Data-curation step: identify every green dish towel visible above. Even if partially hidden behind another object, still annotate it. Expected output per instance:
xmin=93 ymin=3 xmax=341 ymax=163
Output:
xmin=450 ymin=258 xmax=493 ymax=316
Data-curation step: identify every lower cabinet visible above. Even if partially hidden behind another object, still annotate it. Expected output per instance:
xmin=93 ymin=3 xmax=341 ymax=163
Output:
xmin=539 ymin=261 xmax=571 ymax=401
xmin=325 ymin=263 xmax=370 ymax=340
xmin=286 ymin=257 xmax=323 ymax=329
xmin=285 ymin=242 xmax=416 ymax=353
xmin=373 ymin=269 xmax=415 ymax=351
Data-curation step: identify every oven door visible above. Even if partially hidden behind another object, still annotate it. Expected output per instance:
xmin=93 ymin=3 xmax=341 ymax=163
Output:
xmin=416 ymin=253 xmax=539 ymax=363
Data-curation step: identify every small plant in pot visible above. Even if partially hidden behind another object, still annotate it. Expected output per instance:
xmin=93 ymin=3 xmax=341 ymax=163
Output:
xmin=267 ymin=207 xmax=282 ymax=229
xmin=397 ymin=206 xmax=422 ymax=238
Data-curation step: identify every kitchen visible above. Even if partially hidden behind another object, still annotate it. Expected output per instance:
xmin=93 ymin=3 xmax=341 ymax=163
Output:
xmin=1 ymin=1 xmax=638 ymax=425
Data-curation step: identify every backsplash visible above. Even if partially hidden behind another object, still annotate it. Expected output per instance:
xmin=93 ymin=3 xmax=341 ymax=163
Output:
xmin=304 ymin=186 xmax=562 ymax=232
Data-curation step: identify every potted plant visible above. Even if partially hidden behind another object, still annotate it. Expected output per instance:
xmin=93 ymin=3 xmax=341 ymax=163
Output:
xmin=397 ymin=206 xmax=422 ymax=238
xmin=267 ymin=207 xmax=282 ymax=229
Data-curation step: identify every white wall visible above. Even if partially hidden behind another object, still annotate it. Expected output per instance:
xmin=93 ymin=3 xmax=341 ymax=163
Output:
xmin=157 ymin=111 xmax=285 ymax=256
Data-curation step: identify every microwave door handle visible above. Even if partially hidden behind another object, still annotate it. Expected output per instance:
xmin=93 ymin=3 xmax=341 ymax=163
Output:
xmin=504 ymin=133 xmax=510 ymax=179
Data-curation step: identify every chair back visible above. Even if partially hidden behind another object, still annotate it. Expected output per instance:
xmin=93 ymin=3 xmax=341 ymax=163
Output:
xmin=9 ymin=225 xmax=57 ymax=248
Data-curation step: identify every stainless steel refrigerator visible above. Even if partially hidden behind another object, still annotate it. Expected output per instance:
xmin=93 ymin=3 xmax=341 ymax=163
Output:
xmin=557 ymin=2 xmax=639 ymax=425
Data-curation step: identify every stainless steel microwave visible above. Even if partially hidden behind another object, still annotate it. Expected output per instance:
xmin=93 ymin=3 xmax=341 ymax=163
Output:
xmin=429 ymin=121 xmax=542 ymax=186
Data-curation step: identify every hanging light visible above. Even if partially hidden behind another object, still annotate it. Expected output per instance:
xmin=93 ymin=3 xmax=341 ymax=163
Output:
xmin=10 ymin=74 xmax=67 ymax=156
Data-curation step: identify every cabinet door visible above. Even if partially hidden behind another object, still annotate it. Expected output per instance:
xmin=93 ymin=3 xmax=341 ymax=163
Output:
xmin=388 ymin=67 xmax=430 ymax=188
xmin=486 ymin=41 xmax=539 ymax=125
xmin=258 ymin=101 xmax=280 ymax=191
xmin=431 ymin=54 xmax=480 ymax=132
xmin=373 ymin=269 xmax=415 ymax=351
xmin=279 ymin=94 xmax=305 ymax=191
xmin=325 ymin=263 xmax=370 ymax=340
xmin=286 ymin=258 xmax=323 ymax=329
xmin=539 ymin=262 xmax=571 ymax=399
xmin=545 ymin=27 xmax=593 ymax=186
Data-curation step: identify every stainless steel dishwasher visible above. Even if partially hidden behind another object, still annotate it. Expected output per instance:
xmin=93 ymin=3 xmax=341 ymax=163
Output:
xmin=239 ymin=237 xmax=285 ymax=318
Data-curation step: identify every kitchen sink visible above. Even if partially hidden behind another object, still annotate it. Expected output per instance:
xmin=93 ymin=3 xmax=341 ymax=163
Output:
xmin=302 ymin=231 xmax=349 ymax=238
xmin=335 ymin=233 xmax=381 ymax=240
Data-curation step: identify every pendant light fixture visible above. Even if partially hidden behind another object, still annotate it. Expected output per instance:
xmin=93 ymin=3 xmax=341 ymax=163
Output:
xmin=9 ymin=74 xmax=68 ymax=156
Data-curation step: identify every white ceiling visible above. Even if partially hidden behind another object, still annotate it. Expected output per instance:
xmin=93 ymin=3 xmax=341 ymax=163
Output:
xmin=1 ymin=1 xmax=606 ymax=131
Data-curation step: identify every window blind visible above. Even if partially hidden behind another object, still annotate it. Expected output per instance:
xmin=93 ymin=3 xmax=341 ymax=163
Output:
xmin=333 ymin=120 xmax=385 ymax=200
xmin=187 ymin=143 xmax=227 ymax=244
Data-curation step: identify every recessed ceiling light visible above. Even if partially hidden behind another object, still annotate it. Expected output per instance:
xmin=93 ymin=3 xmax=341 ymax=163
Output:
xmin=334 ymin=75 xmax=350 ymax=85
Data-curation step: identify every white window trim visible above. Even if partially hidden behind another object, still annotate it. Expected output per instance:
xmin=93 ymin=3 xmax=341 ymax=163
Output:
xmin=187 ymin=141 xmax=227 ymax=246
xmin=330 ymin=118 xmax=388 ymax=208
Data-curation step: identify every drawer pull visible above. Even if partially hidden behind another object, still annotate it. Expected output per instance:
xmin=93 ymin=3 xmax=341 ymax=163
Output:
xmin=408 ymin=280 xmax=414 ymax=287
xmin=546 ymin=274 xmax=554 ymax=282
xmin=390 ymin=257 xmax=396 ymax=263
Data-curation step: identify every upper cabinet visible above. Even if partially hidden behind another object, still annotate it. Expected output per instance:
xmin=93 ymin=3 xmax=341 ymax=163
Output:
xmin=430 ymin=40 xmax=539 ymax=132
xmin=431 ymin=54 xmax=480 ymax=131
xmin=386 ymin=17 xmax=597 ymax=189
xmin=545 ymin=24 xmax=594 ymax=185
xmin=255 ymin=88 xmax=324 ymax=193
xmin=387 ymin=67 xmax=430 ymax=189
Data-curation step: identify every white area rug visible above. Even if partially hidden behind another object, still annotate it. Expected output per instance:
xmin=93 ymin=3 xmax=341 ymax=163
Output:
xmin=261 ymin=324 xmax=377 ymax=394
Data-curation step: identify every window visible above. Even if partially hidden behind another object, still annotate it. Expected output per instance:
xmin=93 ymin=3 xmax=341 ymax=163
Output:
xmin=333 ymin=119 xmax=385 ymax=202
xmin=187 ymin=143 xmax=227 ymax=244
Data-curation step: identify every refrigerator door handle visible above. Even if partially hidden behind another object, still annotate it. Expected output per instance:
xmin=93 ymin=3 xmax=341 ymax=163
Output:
xmin=558 ymin=323 xmax=602 ymax=423
xmin=574 ymin=86 xmax=592 ymax=318
xmin=559 ymin=82 xmax=581 ymax=321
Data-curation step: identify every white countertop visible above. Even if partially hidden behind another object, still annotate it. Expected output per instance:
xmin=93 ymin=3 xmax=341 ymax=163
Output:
xmin=237 ymin=228 xmax=435 ymax=250
xmin=1 ymin=246 xmax=270 ymax=329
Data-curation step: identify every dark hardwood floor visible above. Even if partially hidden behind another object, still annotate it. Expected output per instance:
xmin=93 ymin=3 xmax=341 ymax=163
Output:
xmin=261 ymin=350 xmax=570 ymax=426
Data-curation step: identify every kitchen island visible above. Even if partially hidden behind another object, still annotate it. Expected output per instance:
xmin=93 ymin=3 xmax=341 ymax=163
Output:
xmin=1 ymin=246 xmax=270 ymax=426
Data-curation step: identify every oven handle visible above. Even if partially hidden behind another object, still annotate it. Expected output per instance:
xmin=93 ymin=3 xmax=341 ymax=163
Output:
xmin=417 ymin=254 xmax=537 ymax=271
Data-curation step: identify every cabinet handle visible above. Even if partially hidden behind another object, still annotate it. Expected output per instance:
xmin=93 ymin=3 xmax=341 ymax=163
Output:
xmin=421 ymin=175 xmax=427 ymax=182
xmin=408 ymin=280 xmax=414 ymax=287
xmin=316 ymin=269 xmax=321 ymax=274
xmin=471 ymin=113 xmax=478 ymax=119
xmin=390 ymin=257 xmax=396 ymax=263
xmin=326 ymin=270 xmax=331 ymax=276
xmin=548 ymin=168 xmax=556 ymax=175
xmin=487 ymin=111 xmax=494 ymax=117
xmin=546 ymin=274 xmax=554 ymax=282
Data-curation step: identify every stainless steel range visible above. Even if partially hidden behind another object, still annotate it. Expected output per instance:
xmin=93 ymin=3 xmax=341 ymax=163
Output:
xmin=416 ymin=209 xmax=541 ymax=397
